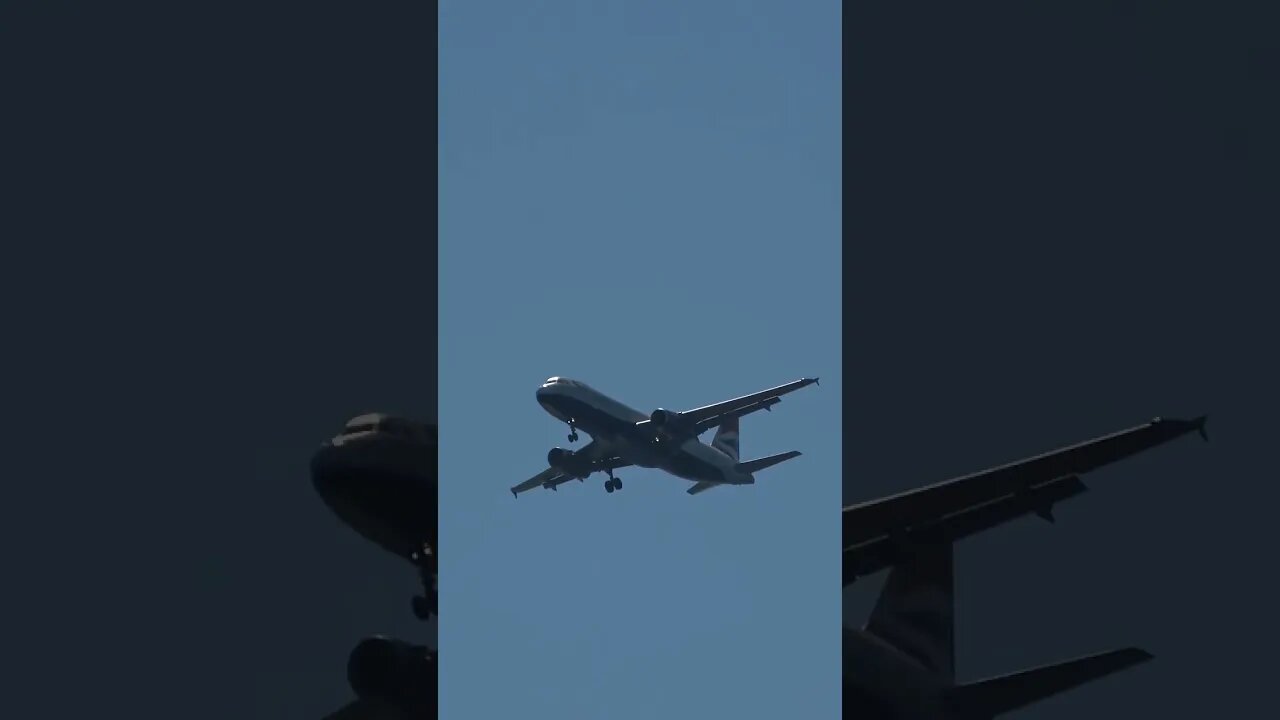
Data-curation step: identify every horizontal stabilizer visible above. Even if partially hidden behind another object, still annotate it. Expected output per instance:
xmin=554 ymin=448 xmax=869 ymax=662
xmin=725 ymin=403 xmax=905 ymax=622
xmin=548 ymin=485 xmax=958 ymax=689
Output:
xmin=945 ymin=647 xmax=1153 ymax=718
xmin=735 ymin=450 xmax=801 ymax=474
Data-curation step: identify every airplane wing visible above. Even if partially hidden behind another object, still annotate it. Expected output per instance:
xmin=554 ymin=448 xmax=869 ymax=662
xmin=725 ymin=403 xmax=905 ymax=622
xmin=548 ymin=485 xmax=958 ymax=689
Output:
xmin=691 ymin=396 xmax=783 ymax=435
xmin=665 ymin=377 xmax=819 ymax=430
xmin=843 ymin=415 xmax=1207 ymax=549
xmin=687 ymin=481 xmax=722 ymax=495
xmin=510 ymin=466 xmax=564 ymax=496
xmin=510 ymin=441 xmax=633 ymax=497
xmin=844 ymin=475 xmax=1088 ymax=584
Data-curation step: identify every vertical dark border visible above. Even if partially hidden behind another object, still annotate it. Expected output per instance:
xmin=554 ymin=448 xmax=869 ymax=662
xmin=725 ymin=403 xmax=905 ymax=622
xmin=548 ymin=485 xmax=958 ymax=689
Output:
xmin=842 ymin=2 xmax=1270 ymax=717
xmin=6 ymin=1 xmax=439 ymax=717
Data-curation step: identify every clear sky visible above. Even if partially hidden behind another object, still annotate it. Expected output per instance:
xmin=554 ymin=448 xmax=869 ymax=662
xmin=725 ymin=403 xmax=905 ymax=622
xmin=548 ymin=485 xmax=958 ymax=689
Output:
xmin=439 ymin=1 xmax=841 ymax=718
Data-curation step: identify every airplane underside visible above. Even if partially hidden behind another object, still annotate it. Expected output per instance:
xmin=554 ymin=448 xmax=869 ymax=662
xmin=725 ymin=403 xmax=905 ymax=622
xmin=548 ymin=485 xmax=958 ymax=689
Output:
xmin=655 ymin=451 xmax=727 ymax=484
xmin=513 ymin=375 xmax=818 ymax=498
xmin=565 ymin=431 xmax=730 ymax=486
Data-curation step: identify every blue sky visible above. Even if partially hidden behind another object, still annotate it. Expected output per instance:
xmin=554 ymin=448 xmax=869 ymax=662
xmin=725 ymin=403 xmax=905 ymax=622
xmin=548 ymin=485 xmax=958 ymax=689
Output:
xmin=439 ymin=2 xmax=841 ymax=718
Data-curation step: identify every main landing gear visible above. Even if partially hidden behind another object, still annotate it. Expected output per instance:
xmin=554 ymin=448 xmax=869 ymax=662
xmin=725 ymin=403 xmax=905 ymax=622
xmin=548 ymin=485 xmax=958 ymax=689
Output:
xmin=604 ymin=469 xmax=623 ymax=494
xmin=412 ymin=592 xmax=436 ymax=621
xmin=567 ymin=420 xmax=579 ymax=444
xmin=410 ymin=542 xmax=437 ymax=622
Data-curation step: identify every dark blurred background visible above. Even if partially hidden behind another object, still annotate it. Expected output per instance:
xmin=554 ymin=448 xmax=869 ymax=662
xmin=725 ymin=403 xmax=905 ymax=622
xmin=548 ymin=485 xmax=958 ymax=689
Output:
xmin=845 ymin=1 xmax=1274 ymax=717
xmin=3 ymin=3 xmax=436 ymax=718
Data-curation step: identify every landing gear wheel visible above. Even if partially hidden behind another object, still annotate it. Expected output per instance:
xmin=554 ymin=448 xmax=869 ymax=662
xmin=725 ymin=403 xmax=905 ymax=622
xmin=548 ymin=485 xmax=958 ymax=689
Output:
xmin=614 ymin=477 xmax=622 ymax=490
xmin=568 ymin=432 xmax=579 ymax=443
xmin=604 ymin=477 xmax=621 ymax=493
xmin=605 ymin=481 xmax=615 ymax=493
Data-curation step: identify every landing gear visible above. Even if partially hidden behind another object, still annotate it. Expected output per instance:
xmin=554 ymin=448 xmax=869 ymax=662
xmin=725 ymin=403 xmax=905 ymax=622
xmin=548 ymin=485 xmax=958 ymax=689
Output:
xmin=604 ymin=472 xmax=623 ymax=493
xmin=567 ymin=420 xmax=579 ymax=443
xmin=410 ymin=541 xmax=437 ymax=622
xmin=412 ymin=593 xmax=436 ymax=620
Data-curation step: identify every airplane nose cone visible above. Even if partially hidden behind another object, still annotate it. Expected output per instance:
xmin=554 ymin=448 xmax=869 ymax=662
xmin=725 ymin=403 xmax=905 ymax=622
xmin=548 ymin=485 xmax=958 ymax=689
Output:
xmin=536 ymin=385 xmax=556 ymax=409
xmin=308 ymin=435 xmax=438 ymax=560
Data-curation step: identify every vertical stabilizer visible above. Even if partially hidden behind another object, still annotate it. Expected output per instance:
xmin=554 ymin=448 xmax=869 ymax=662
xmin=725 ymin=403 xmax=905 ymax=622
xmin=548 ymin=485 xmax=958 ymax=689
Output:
xmin=864 ymin=541 xmax=956 ymax=683
xmin=712 ymin=416 xmax=740 ymax=461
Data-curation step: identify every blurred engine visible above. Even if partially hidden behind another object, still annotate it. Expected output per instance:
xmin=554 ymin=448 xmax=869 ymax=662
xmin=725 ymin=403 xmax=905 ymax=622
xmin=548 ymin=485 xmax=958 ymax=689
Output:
xmin=347 ymin=635 xmax=437 ymax=712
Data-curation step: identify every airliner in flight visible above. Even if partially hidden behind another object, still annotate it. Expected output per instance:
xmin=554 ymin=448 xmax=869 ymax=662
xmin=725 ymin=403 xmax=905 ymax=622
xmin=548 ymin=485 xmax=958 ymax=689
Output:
xmin=511 ymin=376 xmax=819 ymax=497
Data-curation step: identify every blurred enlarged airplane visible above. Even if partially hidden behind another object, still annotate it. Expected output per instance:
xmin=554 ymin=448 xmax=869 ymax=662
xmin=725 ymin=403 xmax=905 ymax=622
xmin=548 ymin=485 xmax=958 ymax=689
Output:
xmin=311 ymin=415 xmax=438 ymax=719
xmin=312 ymin=414 xmax=438 ymax=620
xmin=842 ymin=414 xmax=1208 ymax=718
xmin=511 ymin=376 xmax=819 ymax=497
xmin=845 ymin=539 xmax=1153 ymax=719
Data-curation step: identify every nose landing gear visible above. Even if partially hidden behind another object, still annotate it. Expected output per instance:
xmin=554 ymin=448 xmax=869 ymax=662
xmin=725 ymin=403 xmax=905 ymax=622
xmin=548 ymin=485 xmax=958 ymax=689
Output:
xmin=412 ymin=592 xmax=436 ymax=621
xmin=567 ymin=420 xmax=579 ymax=443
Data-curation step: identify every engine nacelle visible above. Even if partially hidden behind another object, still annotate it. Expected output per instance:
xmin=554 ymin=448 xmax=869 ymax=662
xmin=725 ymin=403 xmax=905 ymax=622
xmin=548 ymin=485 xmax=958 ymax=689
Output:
xmin=650 ymin=408 xmax=678 ymax=426
xmin=649 ymin=408 xmax=696 ymax=441
xmin=547 ymin=447 xmax=590 ymax=478
xmin=347 ymin=635 xmax=436 ymax=709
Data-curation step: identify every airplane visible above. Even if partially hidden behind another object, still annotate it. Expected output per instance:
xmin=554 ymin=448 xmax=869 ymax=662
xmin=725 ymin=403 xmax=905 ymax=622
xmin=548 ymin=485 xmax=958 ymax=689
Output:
xmin=844 ymin=415 xmax=1208 ymax=584
xmin=322 ymin=635 xmax=436 ymax=720
xmin=510 ymin=376 xmax=819 ymax=497
xmin=844 ymin=539 xmax=1153 ymax=719
xmin=312 ymin=413 xmax=438 ymax=621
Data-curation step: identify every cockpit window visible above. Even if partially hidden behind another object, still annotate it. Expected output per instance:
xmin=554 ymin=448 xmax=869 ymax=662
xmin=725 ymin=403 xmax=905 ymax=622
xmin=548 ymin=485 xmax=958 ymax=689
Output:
xmin=338 ymin=416 xmax=434 ymax=444
xmin=543 ymin=377 xmax=583 ymax=388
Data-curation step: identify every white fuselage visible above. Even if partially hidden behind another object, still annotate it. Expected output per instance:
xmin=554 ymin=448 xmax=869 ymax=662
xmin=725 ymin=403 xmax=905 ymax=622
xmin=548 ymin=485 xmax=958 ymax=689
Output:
xmin=535 ymin=380 xmax=752 ymax=486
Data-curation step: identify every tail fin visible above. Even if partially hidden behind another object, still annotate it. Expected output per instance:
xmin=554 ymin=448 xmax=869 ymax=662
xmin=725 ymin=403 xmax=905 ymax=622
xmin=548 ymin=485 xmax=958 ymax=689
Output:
xmin=734 ymin=450 xmax=801 ymax=474
xmin=864 ymin=541 xmax=956 ymax=682
xmin=712 ymin=416 xmax=740 ymax=461
xmin=945 ymin=647 xmax=1152 ymax=717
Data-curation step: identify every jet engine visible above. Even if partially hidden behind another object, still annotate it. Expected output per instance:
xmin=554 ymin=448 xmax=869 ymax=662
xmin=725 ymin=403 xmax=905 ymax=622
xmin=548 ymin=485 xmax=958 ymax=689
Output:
xmin=649 ymin=408 xmax=679 ymax=426
xmin=547 ymin=447 xmax=591 ymax=478
xmin=347 ymin=635 xmax=436 ymax=710
xmin=649 ymin=408 xmax=695 ymax=440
